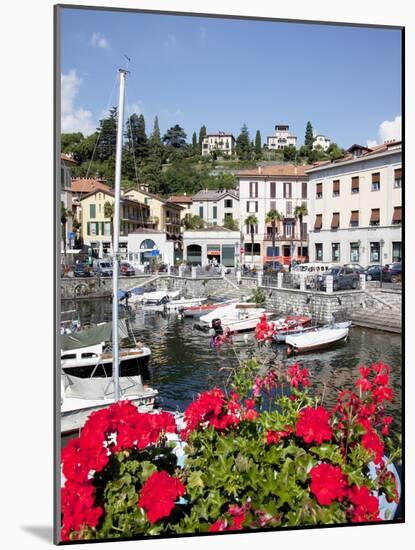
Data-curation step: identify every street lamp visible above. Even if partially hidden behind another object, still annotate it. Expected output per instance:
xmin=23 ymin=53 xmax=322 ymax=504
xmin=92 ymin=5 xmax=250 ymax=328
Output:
xmin=379 ymin=238 xmax=385 ymax=288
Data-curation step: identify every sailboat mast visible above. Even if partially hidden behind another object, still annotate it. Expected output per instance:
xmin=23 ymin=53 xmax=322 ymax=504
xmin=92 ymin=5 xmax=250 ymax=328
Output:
xmin=112 ymin=68 xmax=129 ymax=402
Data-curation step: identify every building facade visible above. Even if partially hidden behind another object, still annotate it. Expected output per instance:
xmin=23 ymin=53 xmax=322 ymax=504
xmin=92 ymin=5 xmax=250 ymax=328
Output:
xmin=267 ymin=124 xmax=297 ymax=149
xmin=191 ymin=190 xmax=240 ymax=227
xmin=124 ymin=185 xmax=182 ymax=236
xmin=236 ymin=164 xmax=311 ymax=266
xmin=168 ymin=195 xmax=193 ymax=222
xmin=313 ymin=133 xmax=331 ymax=151
xmin=183 ymin=227 xmax=241 ymax=267
xmin=80 ymin=189 xmax=150 ymax=257
xmin=60 ymin=154 xmax=77 ymax=249
xmin=127 ymin=228 xmax=176 ymax=270
xmin=201 ymin=132 xmax=236 ymax=157
xmin=306 ymin=141 xmax=402 ymax=266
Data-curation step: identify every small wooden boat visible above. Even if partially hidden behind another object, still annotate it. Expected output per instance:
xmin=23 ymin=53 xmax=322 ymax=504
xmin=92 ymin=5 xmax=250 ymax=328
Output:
xmin=181 ymin=299 xmax=237 ymax=319
xmin=286 ymin=326 xmax=349 ymax=354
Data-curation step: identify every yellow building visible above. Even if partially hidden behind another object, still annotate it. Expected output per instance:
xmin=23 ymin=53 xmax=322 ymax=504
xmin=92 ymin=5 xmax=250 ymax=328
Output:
xmin=80 ymin=188 xmax=150 ymax=256
xmin=123 ymin=185 xmax=182 ymax=236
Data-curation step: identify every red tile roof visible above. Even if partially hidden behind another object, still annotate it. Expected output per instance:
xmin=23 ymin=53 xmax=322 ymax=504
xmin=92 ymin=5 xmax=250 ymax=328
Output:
xmin=71 ymin=178 xmax=112 ymax=194
xmin=237 ymin=164 xmax=313 ymax=177
xmin=169 ymin=195 xmax=193 ymax=204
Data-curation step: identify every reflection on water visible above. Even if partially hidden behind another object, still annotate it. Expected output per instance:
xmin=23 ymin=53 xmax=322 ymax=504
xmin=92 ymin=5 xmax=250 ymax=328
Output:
xmin=62 ymin=298 xmax=402 ymax=433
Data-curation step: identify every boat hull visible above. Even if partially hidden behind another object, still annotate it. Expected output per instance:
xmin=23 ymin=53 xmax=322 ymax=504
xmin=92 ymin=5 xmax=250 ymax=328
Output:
xmin=62 ymin=351 xmax=151 ymax=378
xmin=286 ymin=328 xmax=349 ymax=353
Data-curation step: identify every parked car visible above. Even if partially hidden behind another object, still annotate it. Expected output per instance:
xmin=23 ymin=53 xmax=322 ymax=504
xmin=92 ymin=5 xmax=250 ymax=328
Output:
xmin=364 ymin=265 xmax=382 ymax=281
xmin=343 ymin=263 xmax=365 ymax=275
xmin=263 ymin=261 xmax=284 ymax=274
xmin=292 ymin=262 xmax=340 ymax=288
xmin=318 ymin=266 xmax=360 ymax=291
xmin=93 ymin=259 xmax=113 ymax=277
xmin=382 ymin=262 xmax=402 ymax=283
xmin=73 ymin=262 xmax=92 ymax=277
xmin=120 ymin=262 xmax=135 ymax=276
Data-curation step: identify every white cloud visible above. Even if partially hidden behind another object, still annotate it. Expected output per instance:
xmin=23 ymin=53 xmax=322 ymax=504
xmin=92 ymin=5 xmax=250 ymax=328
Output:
xmin=90 ymin=32 xmax=110 ymax=49
xmin=61 ymin=70 xmax=95 ymax=136
xmin=366 ymin=115 xmax=401 ymax=147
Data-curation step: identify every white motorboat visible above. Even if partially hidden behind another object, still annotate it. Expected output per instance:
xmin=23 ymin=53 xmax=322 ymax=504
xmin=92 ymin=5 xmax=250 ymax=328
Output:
xmin=286 ymin=326 xmax=349 ymax=354
xmin=127 ymin=288 xmax=180 ymax=305
xmin=198 ymin=302 xmax=260 ymax=328
xmin=61 ymin=373 xmax=158 ymax=435
xmin=216 ymin=309 xmax=268 ymax=333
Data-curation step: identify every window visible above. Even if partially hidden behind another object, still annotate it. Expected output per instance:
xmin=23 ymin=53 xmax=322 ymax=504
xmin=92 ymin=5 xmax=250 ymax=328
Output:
xmin=350 ymin=243 xmax=360 ymax=262
xmin=333 ymin=180 xmax=340 ymax=197
xmin=144 ymin=197 xmax=149 ymax=205
xmin=392 ymin=242 xmax=402 ymax=262
xmin=224 ymin=212 xmax=233 ymax=220
xmin=212 ymin=206 xmax=217 ymax=220
xmin=302 ymin=181 xmax=307 ymax=199
xmin=392 ymin=206 xmax=402 ymax=224
xmin=285 ymin=223 xmax=293 ymax=237
xmin=266 ymin=246 xmax=280 ymax=257
xmin=316 ymin=182 xmax=323 ymax=199
xmin=315 ymin=243 xmax=323 ymax=261
xmin=314 ymin=214 xmax=322 ymax=230
xmin=370 ymin=242 xmax=381 ymax=263
xmin=270 ymin=200 xmax=276 ymax=211
xmin=350 ymin=210 xmax=359 ymax=227
xmin=245 ymin=243 xmax=260 ymax=254
xmin=246 ymin=201 xmax=258 ymax=213
xmin=246 ymin=224 xmax=258 ymax=234
xmin=370 ymin=208 xmax=380 ymax=226
xmin=371 ymin=173 xmax=380 ymax=191
xmin=394 ymin=169 xmax=402 ymax=189
xmin=298 ymin=246 xmax=308 ymax=257
xmin=270 ymin=181 xmax=276 ymax=198
xmin=351 ymin=176 xmax=359 ymax=194
xmin=224 ymin=199 xmax=233 ymax=208
xmin=283 ymin=182 xmax=292 ymax=198
xmin=89 ymin=204 xmax=96 ymax=218
xmin=90 ymin=222 xmax=97 ymax=236
xmin=286 ymin=201 xmax=292 ymax=216
xmin=331 ymin=212 xmax=340 ymax=230
xmin=199 ymin=206 xmax=204 ymax=218
xmin=332 ymin=242 xmax=340 ymax=262
xmin=249 ymin=181 xmax=258 ymax=198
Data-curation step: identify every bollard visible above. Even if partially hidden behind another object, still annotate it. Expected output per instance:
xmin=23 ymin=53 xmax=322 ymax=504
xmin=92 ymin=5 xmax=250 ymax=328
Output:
xmin=191 ymin=266 xmax=197 ymax=279
xmin=167 ymin=264 xmax=171 ymax=276
xmin=277 ymin=272 xmax=283 ymax=289
xmin=300 ymin=272 xmax=306 ymax=291
xmin=359 ymin=274 xmax=366 ymax=290
xmin=179 ymin=264 xmax=185 ymax=278
xmin=326 ymin=275 xmax=333 ymax=294
xmin=236 ymin=269 xmax=241 ymax=283
xmin=257 ymin=271 xmax=263 ymax=287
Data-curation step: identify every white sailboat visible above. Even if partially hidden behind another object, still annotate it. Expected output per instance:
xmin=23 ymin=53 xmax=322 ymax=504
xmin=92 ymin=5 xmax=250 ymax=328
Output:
xmin=60 ymin=68 xmax=158 ymax=434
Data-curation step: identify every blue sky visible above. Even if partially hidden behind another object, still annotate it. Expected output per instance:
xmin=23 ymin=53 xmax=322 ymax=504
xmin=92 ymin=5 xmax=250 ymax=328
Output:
xmin=61 ymin=7 xmax=402 ymax=148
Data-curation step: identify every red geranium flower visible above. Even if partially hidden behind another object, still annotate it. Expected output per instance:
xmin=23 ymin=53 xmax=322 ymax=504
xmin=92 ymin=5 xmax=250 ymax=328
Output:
xmin=310 ymin=463 xmax=349 ymax=505
xmin=296 ymin=406 xmax=333 ymax=444
xmin=139 ymin=471 xmax=185 ymax=523
xmin=287 ymin=363 xmax=310 ymax=388
xmin=348 ymin=485 xmax=380 ymax=522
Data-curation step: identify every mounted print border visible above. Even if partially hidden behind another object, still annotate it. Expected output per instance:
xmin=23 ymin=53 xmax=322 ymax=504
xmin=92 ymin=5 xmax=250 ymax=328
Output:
xmin=54 ymin=3 xmax=404 ymax=545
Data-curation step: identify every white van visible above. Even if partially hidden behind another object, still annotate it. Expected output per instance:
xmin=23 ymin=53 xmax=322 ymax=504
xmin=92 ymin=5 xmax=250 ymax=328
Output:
xmin=93 ymin=259 xmax=113 ymax=277
xmin=292 ymin=263 xmax=340 ymax=288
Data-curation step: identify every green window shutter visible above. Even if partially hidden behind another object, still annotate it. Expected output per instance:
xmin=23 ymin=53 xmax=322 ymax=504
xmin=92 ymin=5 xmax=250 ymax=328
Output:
xmin=87 ymin=222 xmax=90 ymax=236
xmin=101 ymin=222 xmax=104 ymax=235
xmin=90 ymin=204 xmax=96 ymax=218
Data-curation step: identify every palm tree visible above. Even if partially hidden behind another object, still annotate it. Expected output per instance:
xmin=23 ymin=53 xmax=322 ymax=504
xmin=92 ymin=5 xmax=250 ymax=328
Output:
xmin=104 ymin=200 xmax=115 ymax=251
xmin=294 ymin=204 xmax=308 ymax=261
xmin=61 ymin=201 xmax=71 ymax=259
xmin=244 ymin=214 xmax=258 ymax=265
xmin=265 ymin=209 xmax=283 ymax=269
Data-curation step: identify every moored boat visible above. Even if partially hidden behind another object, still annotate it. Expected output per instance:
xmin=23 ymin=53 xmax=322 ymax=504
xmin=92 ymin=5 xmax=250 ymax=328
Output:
xmin=286 ymin=326 xmax=349 ymax=354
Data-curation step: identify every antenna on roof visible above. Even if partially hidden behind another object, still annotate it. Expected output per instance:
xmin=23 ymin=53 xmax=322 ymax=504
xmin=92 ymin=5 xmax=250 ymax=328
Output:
xmin=123 ymin=54 xmax=131 ymax=69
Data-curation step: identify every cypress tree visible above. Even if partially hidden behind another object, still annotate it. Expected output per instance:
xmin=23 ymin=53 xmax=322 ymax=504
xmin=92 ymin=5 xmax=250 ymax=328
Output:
xmin=305 ymin=121 xmax=314 ymax=149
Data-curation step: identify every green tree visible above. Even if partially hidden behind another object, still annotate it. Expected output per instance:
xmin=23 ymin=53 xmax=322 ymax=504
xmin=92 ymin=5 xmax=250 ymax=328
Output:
xmin=61 ymin=132 xmax=84 ymax=152
xmin=294 ymin=204 xmax=308 ymax=261
xmin=236 ymin=124 xmax=252 ymax=160
xmin=265 ymin=209 xmax=283 ymax=268
xmin=97 ymin=107 xmax=118 ymax=161
xmin=223 ymin=217 xmax=239 ymax=230
xmin=304 ymin=121 xmax=314 ymax=150
xmin=326 ymin=142 xmax=345 ymax=161
xmin=163 ymin=124 xmax=187 ymax=150
xmin=192 ymin=131 xmax=198 ymax=154
xmin=254 ymin=130 xmax=262 ymax=160
xmin=244 ymin=214 xmax=258 ymax=265
xmin=198 ymin=125 xmax=207 ymax=153
xmin=182 ymin=214 xmax=205 ymax=230
xmin=283 ymin=144 xmax=297 ymax=162
xmin=104 ymin=201 xmax=115 ymax=250
xmin=125 ymin=113 xmax=148 ymax=160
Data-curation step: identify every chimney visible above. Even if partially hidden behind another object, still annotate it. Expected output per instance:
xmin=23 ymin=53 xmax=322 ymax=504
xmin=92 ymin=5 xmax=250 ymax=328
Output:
xmin=258 ymin=166 xmax=262 ymax=175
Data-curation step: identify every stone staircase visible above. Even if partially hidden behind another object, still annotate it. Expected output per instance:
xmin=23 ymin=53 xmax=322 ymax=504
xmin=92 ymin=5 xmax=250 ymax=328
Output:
xmin=350 ymin=290 xmax=402 ymax=333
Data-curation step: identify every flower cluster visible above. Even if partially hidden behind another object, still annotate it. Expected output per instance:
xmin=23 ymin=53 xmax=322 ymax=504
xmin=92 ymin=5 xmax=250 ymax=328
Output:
xmin=309 ymin=463 xmax=348 ymax=505
xmin=209 ymin=502 xmax=250 ymax=532
xmin=287 ymin=363 xmax=310 ymax=389
xmin=295 ymin=405 xmax=333 ymax=445
xmin=181 ymin=389 xmax=241 ymax=440
xmin=61 ymin=401 xmax=177 ymax=540
xmin=255 ymin=313 xmax=275 ymax=342
xmin=139 ymin=471 xmax=185 ymax=523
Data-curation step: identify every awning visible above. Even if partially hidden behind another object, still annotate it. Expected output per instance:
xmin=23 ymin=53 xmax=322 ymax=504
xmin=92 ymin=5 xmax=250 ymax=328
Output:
xmin=350 ymin=210 xmax=359 ymax=223
xmin=331 ymin=213 xmax=340 ymax=229
xmin=333 ymin=180 xmax=340 ymax=193
xmin=61 ymin=320 xmax=130 ymax=351
xmin=351 ymin=177 xmax=359 ymax=190
xmin=314 ymin=215 xmax=322 ymax=230
xmin=207 ymin=250 xmax=220 ymax=255
xmin=392 ymin=206 xmax=402 ymax=223
xmin=370 ymin=209 xmax=380 ymax=223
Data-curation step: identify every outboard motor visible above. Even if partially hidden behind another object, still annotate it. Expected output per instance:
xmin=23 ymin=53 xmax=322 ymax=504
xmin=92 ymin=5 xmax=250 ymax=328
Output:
xmin=160 ymin=295 xmax=169 ymax=305
xmin=211 ymin=318 xmax=224 ymax=336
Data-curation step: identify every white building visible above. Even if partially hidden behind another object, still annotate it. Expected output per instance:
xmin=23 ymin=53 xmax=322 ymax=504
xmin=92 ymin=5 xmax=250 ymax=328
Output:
xmin=191 ymin=189 xmax=239 ymax=227
xmin=60 ymin=154 xmax=77 ymax=249
xmin=236 ymin=164 xmax=311 ymax=267
xmin=306 ymin=141 xmax=402 ymax=266
xmin=127 ymin=228 xmax=177 ymax=269
xmin=201 ymin=132 xmax=236 ymax=157
xmin=183 ymin=227 xmax=241 ymax=267
xmin=267 ymin=124 xmax=297 ymax=149
xmin=313 ymin=133 xmax=331 ymax=151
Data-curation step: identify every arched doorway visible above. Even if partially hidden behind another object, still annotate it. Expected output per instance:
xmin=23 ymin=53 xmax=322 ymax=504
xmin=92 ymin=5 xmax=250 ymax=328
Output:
xmin=140 ymin=239 xmax=157 ymax=265
xmin=186 ymin=244 xmax=202 ymax=266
